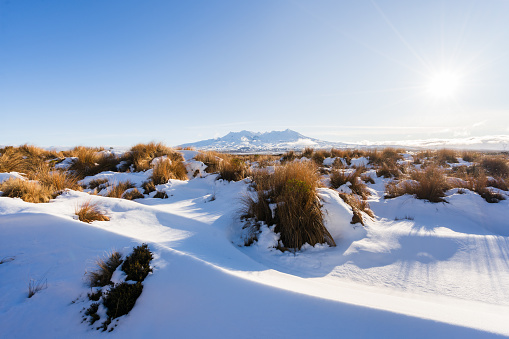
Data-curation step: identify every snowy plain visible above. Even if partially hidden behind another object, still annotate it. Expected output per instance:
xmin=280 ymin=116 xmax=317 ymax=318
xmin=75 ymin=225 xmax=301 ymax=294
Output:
xmin=1 ymin=150 xmax=509 ymax=338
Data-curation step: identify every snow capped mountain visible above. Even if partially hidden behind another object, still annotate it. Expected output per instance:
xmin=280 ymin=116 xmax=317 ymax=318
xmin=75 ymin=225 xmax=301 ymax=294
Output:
xmin=180 ymin=129 xmax=509 ymax=152
xmin=180 ymin=129 xmax=349 ymax=152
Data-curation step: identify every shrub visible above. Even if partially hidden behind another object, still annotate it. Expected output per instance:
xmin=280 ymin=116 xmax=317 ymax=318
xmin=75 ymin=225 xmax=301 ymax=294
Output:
xmin=75 ymin=200 xmax=110 ymax=223
xmin=85 ymin=303 xmax=101 ymax=325
xmin=121 ymin=244 xmax=153 ymax=282
xmin=0 ymin=178 xmax=53 ymax=203
xmin=151 ymin=158 xmax=187 ymax=184
xmin=87 ymin=251 xmax=123 ymax=287
xmin=106 ymin=181 xmax=136 ymax=198
xmin=242 ymin=161 xmax=335 ymax=251
xmin=103 ymin=282 xmax=143 ymax=320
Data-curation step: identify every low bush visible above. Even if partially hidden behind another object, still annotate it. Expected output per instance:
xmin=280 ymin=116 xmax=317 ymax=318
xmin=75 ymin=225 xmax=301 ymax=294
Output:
xmin=75 ymin=200 xmax=110 ymax=223
xmin=85 ymin=303 xmax=100 ymax=325
xmin=87 ymin=251 xmax=123 ymax=287
xmin=121 ymin=244 xmax=153 ymax=282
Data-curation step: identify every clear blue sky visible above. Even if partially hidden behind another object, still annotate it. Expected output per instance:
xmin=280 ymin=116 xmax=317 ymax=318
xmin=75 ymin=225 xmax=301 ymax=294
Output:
xmin=1 ymin=0 xmax=508 ymax=147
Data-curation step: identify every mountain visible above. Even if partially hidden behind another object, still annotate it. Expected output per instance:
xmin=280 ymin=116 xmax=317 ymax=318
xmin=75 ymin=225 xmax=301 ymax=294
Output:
xmin=179 ymin=129 xmax=349 ymax=152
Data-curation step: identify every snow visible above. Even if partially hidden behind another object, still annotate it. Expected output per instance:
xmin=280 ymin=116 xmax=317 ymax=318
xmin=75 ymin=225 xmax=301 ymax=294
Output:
xmin=1 ymin=155 xmax=509 ymax=338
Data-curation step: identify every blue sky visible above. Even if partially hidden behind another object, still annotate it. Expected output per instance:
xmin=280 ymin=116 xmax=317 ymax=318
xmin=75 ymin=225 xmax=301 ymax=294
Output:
xmin=1 ymin=0 xmax=508 ymax=147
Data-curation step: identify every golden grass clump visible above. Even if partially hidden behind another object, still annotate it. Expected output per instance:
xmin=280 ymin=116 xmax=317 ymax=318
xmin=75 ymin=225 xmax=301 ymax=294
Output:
xmin=481 ymin=157 xmax=509 ymax=178
xmin=0 ymin=178 xmax=53 ymax=203
xmin=338 ymin=193 xmax=374 ymax=226
xmin=65 ymin=147 xmax=120 ymax=179
xmin=124 ymin=142 xmax=183 ymax=172
xmin=0 ymin=144 xmax=60 ymax=174
xmin=122 ymin=188 xmax=144 ymax=200
xmin=28 ymin=165 xmax=81 ymax=193
xmin=151 ymin=158 xmax=187 ymax=184
xmin=75 ymin=200 xmax=110 ymax=223
xmin=195 ymin=151 xmax=249 ymax=181
xmin=243 ymin=161 xmax=335 ymax=251
xmin=88 ymin=178 xmax=109 ymax=190
xmin=106 ymin=181 xmax=136 ymax=198
xmin=436 ymin=149 xmax=459 ymax=165
xmin=385 ymin=166 xmax=449 ymax=202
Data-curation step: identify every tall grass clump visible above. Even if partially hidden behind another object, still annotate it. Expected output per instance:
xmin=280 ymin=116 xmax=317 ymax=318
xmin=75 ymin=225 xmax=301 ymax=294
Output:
xmin=195 ymin=151 xmax=248 ymax=181
xmin=243 ymin=161 xmax=335 ymax=251
xmin=436 ymin=149 xmax=459 ymax=165
xmin=151 ymin=158 xmax=187 ymax=184
xmin=481 ymin=157 xmax=509 ymax=178
xmin=338 ymin=193 xmax=374 ymax=225
xmin=87 ymin=252 xmax=123 ymax=287
xmin=385 ymin=166 xmax=449 ymax=202
xmin=106 ymin=181 xmax=136 ymax=198
xmin=75 ymin=200 xmax=110 ymax=223
xmin=123 ymin=142 xmax=183 ymax=172
xmin=0 ymin=178 xmax=53 ymax=203
xmin=66 ymin=147 xmax=119 ymax=179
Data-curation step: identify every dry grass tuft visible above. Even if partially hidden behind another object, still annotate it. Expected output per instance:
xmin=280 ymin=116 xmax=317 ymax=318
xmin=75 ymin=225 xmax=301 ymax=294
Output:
xmin=195 ymin=151 xmax=249 ymax=181
xmin=385 ymin=166 xmax=449 ymax=202
xmin=75 ymin=200 xmax=110 ymax=223
xmin=436 ymin=149 xmax=459 ymax=165
xmin=106 ymin=181 xmax=136 ymax=198
xmin=29 ymin=165 xmax=81 ymax=193
xmin=87 ymin=251 xmax=123 ymax=287
xmin=338 ymin=193 xmax=374 ymax=225
xmin=123 ymin=188 xmax=144 ymax=200
xmin=0 ymin=178 xmax=53 ymax=203
xmin=481 ymin=157 xmax=509 ymax=178
xmin=88 ymin=178 xmax=109 ymax=191
xmin=243 ymin=161 xmax=335 ymax=251
xmin=151 ymin=158 xmax=187 ymax=184
xmin=142 ymin=180 xmax=156 ymax=195
xmin=66 ymin=147 xmax=120 ymax=179
xmin=124 ymin=142 xmax=183 ymax=172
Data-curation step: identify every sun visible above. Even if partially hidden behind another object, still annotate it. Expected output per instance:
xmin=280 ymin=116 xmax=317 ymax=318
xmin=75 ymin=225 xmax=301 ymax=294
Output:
xmin=426 ymin=71 xmax=461 ymax=98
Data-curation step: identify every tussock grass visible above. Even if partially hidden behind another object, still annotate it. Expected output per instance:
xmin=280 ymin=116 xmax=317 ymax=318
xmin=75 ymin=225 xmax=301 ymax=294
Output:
xmin=195 ymin=151 xmax=249 ymax=181
xmin=123 ymin=142 xmax=183 ymax=172
xmin=436 ymin=149 xmax=459 ymax=165
xmin=87 ymin=251 xmax=123 ymax=287
xmin=66 ymin=147 xmax=119 ymax=179
xmin=29 ymin=165 xmax=81 ymax=193
xmin=0 ymin=144 xmax=60 ymax=174
xmin=106 ymin=181 xmax=135 ymax=198
xmin=151 ymin=158 xmax=187 ymax=184
xmin=330 ymin=169 xmax=370 ymax=199
xmin=142 ymin=180 xmax=156 ymax=194
xmin=481 ymin=157 xmax=509 ymax=178
xmin=88 ymin=178 xmax=109 ymax=190
xmin=123 ymin=188 xmax=144 ymax=200
xmin=0 ymin=178 xmax=53 ymax=203
xmin=338 ymin=193 xmax=374 ymax=225
xmin=243 ymin=161 xmax=335 ymax=251
xmin=385 ymin=166 xmax=449 ymax=202
xmin=28 ymin=275 xmax=47 ymax=298
xmin=376 ymin=163 xmax=402 ymax=178
xmin=154 ymin=190 xmax=168 ymax=199
xmin=75 ymin=200 xmax=110 ymax=223
xmin=367 ymin=148 xmax=403 ymax=166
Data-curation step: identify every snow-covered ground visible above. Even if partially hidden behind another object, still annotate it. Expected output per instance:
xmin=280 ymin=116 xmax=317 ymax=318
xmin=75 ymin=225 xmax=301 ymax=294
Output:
xmin=1 ymin=153 xmax=509 ymax=338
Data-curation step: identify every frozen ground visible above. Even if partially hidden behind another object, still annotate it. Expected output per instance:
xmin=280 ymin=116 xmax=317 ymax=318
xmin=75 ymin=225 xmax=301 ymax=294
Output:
xmin=1 ymin=153 xmax=509 ymax=338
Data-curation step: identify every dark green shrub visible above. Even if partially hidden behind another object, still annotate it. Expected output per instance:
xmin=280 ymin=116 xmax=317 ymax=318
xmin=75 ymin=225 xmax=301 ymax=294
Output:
xmin=121 ymin=244 xmax=153 ymax=282
xmin=103 ymin=282 xmax=143 ymax=319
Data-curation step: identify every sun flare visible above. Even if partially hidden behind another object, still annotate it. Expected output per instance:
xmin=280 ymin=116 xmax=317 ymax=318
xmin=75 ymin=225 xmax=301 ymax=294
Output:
xmin=427 ymin=71 xmax=461 ymax=98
